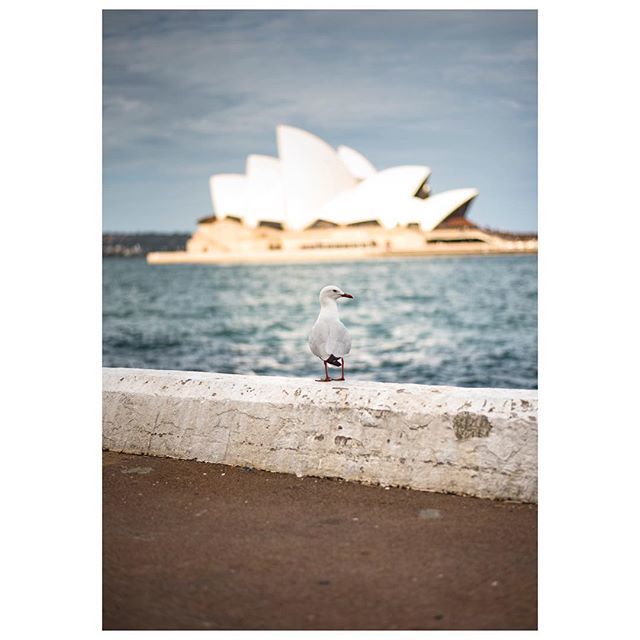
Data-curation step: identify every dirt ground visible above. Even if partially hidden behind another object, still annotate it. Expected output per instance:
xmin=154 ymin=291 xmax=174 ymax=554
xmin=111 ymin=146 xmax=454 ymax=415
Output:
xmin=103 ymin=451 xmax=537 ymax=630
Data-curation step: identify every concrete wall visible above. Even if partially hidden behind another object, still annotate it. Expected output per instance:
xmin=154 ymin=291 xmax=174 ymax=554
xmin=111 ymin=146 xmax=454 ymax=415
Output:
xmin=103 ymin=368 xmax=537 ymax=503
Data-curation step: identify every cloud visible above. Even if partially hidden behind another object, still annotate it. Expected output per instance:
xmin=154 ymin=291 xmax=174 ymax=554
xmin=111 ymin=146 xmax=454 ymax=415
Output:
xmin=104 ymin=11 xmax=535 ymax=164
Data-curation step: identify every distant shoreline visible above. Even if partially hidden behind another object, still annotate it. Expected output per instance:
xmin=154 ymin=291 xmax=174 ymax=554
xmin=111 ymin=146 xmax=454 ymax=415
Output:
xmin=103 ymin=231 xmax=537 ymax=263
xmin=103 ymin=232 xmax=190 ymax=257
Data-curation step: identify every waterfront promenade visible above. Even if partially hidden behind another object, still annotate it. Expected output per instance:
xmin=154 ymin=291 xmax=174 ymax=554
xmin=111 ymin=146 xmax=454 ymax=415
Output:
xmin=103 ymin=367 xmax=537 ymax=629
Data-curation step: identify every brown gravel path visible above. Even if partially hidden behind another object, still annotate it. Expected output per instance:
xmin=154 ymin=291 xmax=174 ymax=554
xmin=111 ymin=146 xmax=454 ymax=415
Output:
xmin=103 ymin=451 xmax=537 ymax=630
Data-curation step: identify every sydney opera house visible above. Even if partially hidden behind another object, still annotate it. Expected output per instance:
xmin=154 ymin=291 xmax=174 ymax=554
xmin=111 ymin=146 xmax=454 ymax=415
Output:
xmin=148 ymin=125 xmax=537 ymax=264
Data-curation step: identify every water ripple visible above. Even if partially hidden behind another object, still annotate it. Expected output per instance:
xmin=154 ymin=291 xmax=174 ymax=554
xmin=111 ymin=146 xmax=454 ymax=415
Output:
xmin=103 ymin=255 xmax=537 ymax=389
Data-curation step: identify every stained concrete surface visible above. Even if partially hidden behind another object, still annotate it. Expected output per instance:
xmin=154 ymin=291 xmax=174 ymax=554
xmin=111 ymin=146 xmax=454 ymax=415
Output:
xmin=103 ymin=452 xmax=537 ymax=630
xmin=103 ymin=368 xmax=538 ymax=503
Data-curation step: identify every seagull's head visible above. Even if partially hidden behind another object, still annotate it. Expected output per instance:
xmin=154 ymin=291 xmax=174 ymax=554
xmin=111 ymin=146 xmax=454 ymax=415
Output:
xmin=319 ymin=285 xmax=354 ymax=305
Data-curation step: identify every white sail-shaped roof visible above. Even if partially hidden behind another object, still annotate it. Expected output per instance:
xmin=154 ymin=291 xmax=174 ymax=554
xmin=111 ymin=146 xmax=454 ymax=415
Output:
xmin=245 ymin=154 xmax=285 ymax=228
xmin=337 ymin=145 xmax=377 ymax=180
xmin=415 ymin=188 xmax=480 ymax=231
xmin=318 ymin=166 xmax=432 ymax=228
xmin=276 ymin=125 xmax=358 ymax=230
xmin=210 ymin=174 xmax=247 ymax=219
xmin=206 ymin=125 xmax=479 ymax=232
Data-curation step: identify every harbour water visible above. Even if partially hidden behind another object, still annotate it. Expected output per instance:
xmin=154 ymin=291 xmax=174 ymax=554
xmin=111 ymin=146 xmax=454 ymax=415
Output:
xmin=103 ymin=254 xmax=537 ymax=389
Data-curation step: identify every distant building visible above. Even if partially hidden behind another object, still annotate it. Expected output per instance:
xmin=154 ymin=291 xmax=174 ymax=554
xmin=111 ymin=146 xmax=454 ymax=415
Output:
xmin=208 ymin=124 xmax=478 ymax=231
xmin=148 ymin=125 xmax=536 ymax=264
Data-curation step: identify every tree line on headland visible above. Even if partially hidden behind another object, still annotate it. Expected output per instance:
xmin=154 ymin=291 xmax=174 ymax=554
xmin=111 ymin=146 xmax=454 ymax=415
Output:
xmin=103 ymin=233 xmax=190 ymax=257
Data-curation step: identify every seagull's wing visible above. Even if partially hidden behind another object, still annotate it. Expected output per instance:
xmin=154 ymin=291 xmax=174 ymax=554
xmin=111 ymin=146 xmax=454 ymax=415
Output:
xmin=308 ymin=318 xmax=330 ymax=360
xmin=326 ymin=320 xmax=352 ymax=357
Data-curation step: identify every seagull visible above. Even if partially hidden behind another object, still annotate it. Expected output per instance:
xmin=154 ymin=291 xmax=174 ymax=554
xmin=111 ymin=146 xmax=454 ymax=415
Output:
xmin=308 ymin=285 xmax=354 ymax=382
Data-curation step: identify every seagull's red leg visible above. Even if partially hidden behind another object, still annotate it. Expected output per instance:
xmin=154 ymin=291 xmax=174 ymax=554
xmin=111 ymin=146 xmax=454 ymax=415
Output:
xmin=336 ymin=358 xmax=345 ymax=382
xmin=316 ymin=360 xmax=331 ymax=382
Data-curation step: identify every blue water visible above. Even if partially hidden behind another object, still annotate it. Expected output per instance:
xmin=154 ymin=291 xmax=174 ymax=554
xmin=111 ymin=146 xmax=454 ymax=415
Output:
xmin=103 ymin=255 xmax=537 ymax=389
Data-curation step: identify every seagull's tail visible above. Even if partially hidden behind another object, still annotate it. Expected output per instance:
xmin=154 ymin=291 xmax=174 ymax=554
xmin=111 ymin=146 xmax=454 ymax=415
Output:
xmin=326 ymin=354 xmax=342 ymax=367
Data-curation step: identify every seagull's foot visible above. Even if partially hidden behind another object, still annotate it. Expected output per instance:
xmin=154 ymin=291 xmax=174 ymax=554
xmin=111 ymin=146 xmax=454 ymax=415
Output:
xmin=334 ymin=376 xmax=345 ymax=381
xmin=315 ymin=377 xmax=332 ymax=382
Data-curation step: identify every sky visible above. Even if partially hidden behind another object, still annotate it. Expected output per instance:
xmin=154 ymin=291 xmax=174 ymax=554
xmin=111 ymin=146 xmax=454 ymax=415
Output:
xmin=103 ymin=10 xmax=537 ymax=233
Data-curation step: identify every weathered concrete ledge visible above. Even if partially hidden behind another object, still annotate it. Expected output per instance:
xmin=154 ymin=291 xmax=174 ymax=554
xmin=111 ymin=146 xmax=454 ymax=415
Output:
xmin=102 ymin=368 xmax=537 ymax=503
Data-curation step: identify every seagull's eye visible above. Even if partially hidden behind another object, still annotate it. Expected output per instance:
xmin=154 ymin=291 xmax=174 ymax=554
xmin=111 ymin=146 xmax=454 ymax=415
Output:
xmin=333 ymin=289 xmax=338 ymax=293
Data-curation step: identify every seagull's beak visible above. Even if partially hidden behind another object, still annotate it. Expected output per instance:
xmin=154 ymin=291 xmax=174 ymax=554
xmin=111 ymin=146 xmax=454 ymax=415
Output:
xmin=340 ymin=293 xmax=354 ymax=299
